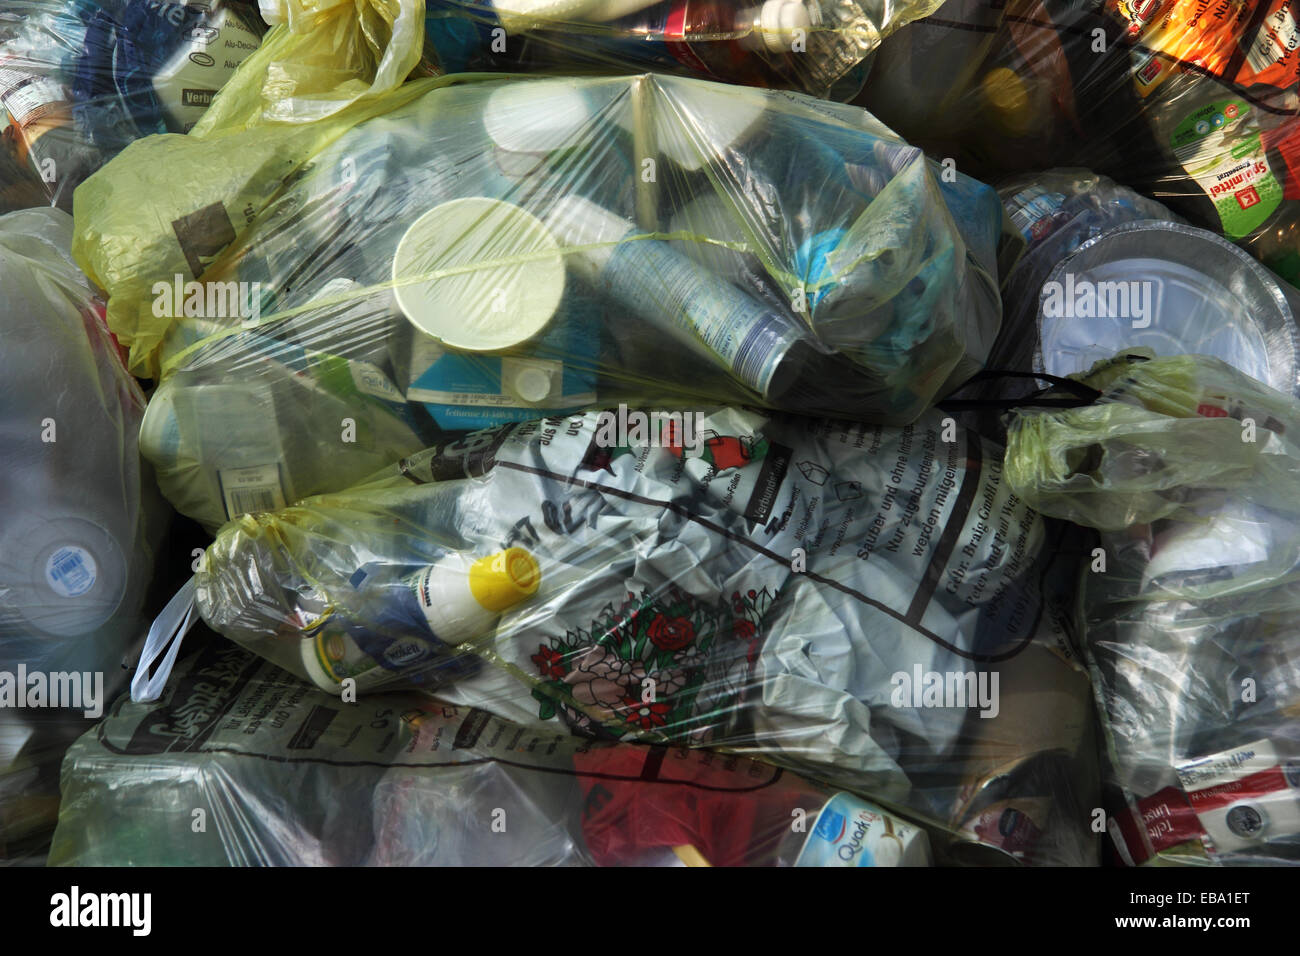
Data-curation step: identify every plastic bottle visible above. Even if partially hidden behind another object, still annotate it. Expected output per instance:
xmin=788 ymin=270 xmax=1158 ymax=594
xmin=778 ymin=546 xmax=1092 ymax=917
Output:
xmin=300 ymin=547 xmax=541 ymax=691
xmin=542 ymin=193 xmax=816 ymax=402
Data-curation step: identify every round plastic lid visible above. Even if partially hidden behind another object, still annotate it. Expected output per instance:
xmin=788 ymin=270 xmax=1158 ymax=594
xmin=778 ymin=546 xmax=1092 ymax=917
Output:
xmin=392 ymin=197 xmax=566 ymax=351
xmin=483 ymin=80 xmax=596 ymax=156
xmin=1036 ymin=220 xmax=1300 ymax=395
xmin=0 ymin=514 xmax=127 ymax=638
xmin=758 ymin=0 xmax=812 ymax=53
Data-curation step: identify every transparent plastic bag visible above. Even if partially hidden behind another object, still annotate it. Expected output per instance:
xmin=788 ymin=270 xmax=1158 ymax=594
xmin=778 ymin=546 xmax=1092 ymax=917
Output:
xmin=57 ymin=636 xmax=946 ymax=866
xmin=71 ymin=0 xmax=430 ymax=379
xmin=1005 ymin=351 xmax=1300 ymax=865
xmin=182 ymin=406 xmax=1100 ymax=864
xmin=0 ymin=207 xmax=168 ymax=861
xmin=0 ymin=0 xmax=264 ymax=213
xmin=421 ymin=0 xmax=948 ymax=100
xmin=136 ymin=71 xmax=1003 ymax=531
xmin=856 ymin=0 xmax=1300 ymax=287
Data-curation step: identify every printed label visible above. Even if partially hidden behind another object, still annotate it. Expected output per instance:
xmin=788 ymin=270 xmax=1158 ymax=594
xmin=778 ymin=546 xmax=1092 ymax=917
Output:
xmin=219 ymin=463 xmax=287 ymax=519
xmin=44 ymin=546 xmax=96 ymax=598
xmin=0 ymin=69 xmax=65 ymax=126
xmin=1171 ymin=100 xmax=1282 ymax=238
xmin=795 ymin=792 xmax=928 ymax=866
xmin=1177 ymin=739 xmax=1300 ymax=854
xmin=1005 ymin=186 xmax=1068 ymax=243
xmin=601 ymin=239 xmax=797 ymax=396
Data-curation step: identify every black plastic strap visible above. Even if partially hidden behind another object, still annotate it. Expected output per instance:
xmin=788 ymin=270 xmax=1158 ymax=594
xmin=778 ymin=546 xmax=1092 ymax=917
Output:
xmin=937 ymin=368 xmax=1104 ymax=413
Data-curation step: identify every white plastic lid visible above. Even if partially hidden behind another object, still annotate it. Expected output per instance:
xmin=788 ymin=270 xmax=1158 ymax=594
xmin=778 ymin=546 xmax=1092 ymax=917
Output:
xmin=758 ymin=0 xmax=812 ymax=53
xmin=483 ymin=80 xmax=599 ymax=155
xmin=0 ymin=514 xmax=127 ymax=638
xmin=505 ymin=360 xmax=559 ymax=402
xmin=392 ymin=197 xmax=566 ymax=351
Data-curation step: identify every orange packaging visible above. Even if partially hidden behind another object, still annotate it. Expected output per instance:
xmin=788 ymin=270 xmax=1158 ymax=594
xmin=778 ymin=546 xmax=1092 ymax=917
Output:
xmin=1107 ymin=0 xmax=1300 ymax=96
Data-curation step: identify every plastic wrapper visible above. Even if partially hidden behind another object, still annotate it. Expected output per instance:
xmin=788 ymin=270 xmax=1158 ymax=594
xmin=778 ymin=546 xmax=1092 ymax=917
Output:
xmin=0 ymin=207 xmax=168 ymax=861
xmin=421 ymin=0 xmax=948 ymax=100
xmin=0 ymin=0 xmax=265 ymax=213
xmin=173 ymin=405 xmax=1101 ymax=865
xmin=987 ymin=169 xmax=1300 ymax=403
xmin=71 ymin=0 xmax=431 ymax=379
xmin=55 ymin=636 xmax=961 ymax=866
xmin=134 ymin=71 xmax=1003 ymax=531
xmin=1005 ymin=351 xmax=1300 ymax=865
xmin=856 ymin=0 xmax=1300 ymax=286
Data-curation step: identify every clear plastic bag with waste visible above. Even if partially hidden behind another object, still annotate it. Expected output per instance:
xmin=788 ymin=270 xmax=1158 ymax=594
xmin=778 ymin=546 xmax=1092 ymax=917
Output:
xmin=421 ymin=0 xmax=948 ymax=100
xmin=57 ymin=634 xmax=961 ymax=866
xmin=177 ymin=405 xmax=1100 ymax=865
xmin=132 ymin=71 xmax=1003 ymax=531
xmin=1005 ymin=350 xmax=1300 ymax=865
xmin=855 ymin=0 xmax=1300 ymax=287
xmin=0 ymin=0 xmax=265 ymax=213
xmin=0 ymin=207 xmax=168 ymax=861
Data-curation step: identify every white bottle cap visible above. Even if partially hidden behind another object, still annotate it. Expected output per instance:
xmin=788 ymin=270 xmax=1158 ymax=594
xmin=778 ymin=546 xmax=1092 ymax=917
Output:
xmin=756 ymin=1 xmax=812 ymax=53
xmin=504 ymin=359 xmax=559 ymax=403
xmin=630 ymin=80 xmax=767 ymax=172
xmin=542 ymin=194 xmax=637 ymax=282
xmin=392 ymin=197 xmax=567 ymax=351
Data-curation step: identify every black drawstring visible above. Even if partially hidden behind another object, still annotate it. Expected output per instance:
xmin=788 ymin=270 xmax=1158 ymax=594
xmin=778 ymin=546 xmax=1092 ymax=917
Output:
xmin=937 ymin=368 xmax=1105 ymax=412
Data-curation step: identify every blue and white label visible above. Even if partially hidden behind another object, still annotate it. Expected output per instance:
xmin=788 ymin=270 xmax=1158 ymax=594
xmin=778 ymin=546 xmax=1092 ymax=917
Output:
xmin=794 ymin=792 xmax=930 ymax=867
xmin=45 ymin=546 xmax=97 ymax=598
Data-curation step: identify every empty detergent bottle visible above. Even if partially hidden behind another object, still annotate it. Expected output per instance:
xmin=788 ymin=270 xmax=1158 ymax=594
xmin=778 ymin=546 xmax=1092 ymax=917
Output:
xmin=301 ymin=547 xmax=542 ymax=692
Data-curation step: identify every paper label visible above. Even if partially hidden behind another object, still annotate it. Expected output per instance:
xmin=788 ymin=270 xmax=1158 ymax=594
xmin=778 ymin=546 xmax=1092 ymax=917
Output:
xmin=1177 ymin=739 xmax=1300 ymax=853
xmin=0 ymin=68 xmax=65 ymax=126
xmin=44 ymin=546 xmax=97 ymax=598
xmin=219 ymin=463 xmax=287 ymax=519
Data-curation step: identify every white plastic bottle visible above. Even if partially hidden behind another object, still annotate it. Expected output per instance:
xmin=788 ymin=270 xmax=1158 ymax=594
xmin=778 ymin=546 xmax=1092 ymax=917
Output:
xmin=301 ymin=547 xmax=541 ymax=692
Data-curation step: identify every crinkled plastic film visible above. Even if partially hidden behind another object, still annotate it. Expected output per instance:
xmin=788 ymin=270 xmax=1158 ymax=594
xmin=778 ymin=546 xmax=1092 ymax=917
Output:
xmin=135 ymin=72 xmax=1003 ymax=531
xmin=0 ymin=208 xmax=168 ymax=862
xmin=53 ymin=637 xmax=979 ymax=866
xmin=421 ymin=0 xmax=949 ymax=100
xmin=71 ymin=0 xmax=431 ymax=379
xmin=857 ymin=0 xmax=1300 ymax=286
xmin=0 ymin=0 xmax=265 ymax=213
xmin=187 ymin=406 xmax=1100 ymax=865
xmin=1006 ymin=352 xmax=1300 ymax=865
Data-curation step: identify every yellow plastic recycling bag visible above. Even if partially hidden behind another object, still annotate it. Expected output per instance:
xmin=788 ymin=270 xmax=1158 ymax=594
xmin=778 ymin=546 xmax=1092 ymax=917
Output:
xmin=71 ymin=0 xmax=430 ymax=379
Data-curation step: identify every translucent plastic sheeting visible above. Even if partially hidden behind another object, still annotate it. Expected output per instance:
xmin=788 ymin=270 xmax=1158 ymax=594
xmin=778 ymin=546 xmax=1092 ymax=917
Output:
xmin=0 ymin=0 xmax=264 ymax=213
xmin=421 ymin=0 xmax=949 ymax=100
xmin=131 ymin=72 xmax=1002 ymax=531
xmin=1006 ymin=351 xmax=1300 ymax=865
xmin=0 ymin=207 xmax=168 ymax=861
xmin=54 ymin=637 xmax=963 ymax=866
xmin=187 ymin=406 xmax=1101 ymax=865
xmin=71 ymin=0 xmax=432 ymax=379
xmin=856 ymin=0 xmax=1300 ymax=287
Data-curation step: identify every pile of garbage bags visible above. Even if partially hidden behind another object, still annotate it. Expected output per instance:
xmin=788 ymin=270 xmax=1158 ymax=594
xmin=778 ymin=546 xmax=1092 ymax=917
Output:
xmin=3 ymin=0 xmax=1300 ymax=869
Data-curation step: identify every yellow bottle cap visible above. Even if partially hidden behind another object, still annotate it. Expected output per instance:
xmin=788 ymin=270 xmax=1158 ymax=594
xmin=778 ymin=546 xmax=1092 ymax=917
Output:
xmin=981 ymin=67 xmax=1033 ymax=136
xmin=468 ymin=548 xmax=541 ymax=613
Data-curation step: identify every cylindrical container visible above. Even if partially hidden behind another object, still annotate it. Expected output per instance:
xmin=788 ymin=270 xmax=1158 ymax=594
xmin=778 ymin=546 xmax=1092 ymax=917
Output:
xmin=786 ymin=792 xmax=932 ymax=867
xmin=1035 ymin=220 xmax=1300 ymax=395
xmin=301 ymin=548 xmax=541 ymax=691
